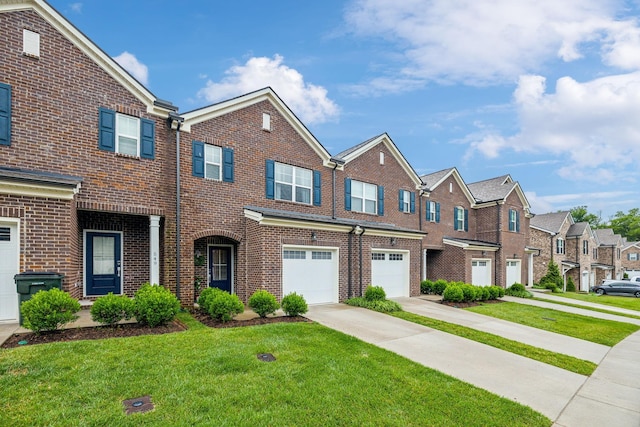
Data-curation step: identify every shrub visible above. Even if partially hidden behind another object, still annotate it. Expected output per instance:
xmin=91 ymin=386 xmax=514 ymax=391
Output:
xmin=248 ymin=290 xmax=280 ymax=318
xmin=420 ymin=280 xmax=433 ymax=294
xmin=364 ymin=285 xmax=387 ymax=302
xmin=432 ymin=279 xmax=449 ymax=295
xmin=207 ymin=291 xmax=244 ymax=322
xmin=281 ymin=292 xmax=308 ymax=316
xmin=90 ymin=293 xmax=135 ymax=326
xmin=540 ymin=279 xmax=558 ymax=293
xmin=566 ymin=276 xmax=576 ymax=292
xmin=442 ymin=285 xmax=464 ymax=303
xmin=21 ymin=288 xmax=81 ymax=334
xmin=134 ymin=283 xmax=180 ymax=327
xmin=540 ymin=261 xmax=563 ymax=290
xmin=344 ymin=297 xmax=402 ymax=313
xmin=197 ymin=287 xmax=225 ymax=313
xmin=478 ymin=286 xmax=490 ymax=301
xmin=509 ymin=283 xmax=526 ymax=293
xmin=460 ymin=284 xmax=477 ymax=302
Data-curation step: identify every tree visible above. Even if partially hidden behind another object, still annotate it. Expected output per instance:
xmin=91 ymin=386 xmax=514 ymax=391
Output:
xmin=539 ymin=261 xmax=563 ymax=291
xmin=609 ymin=208 xmax=640 ymax=241
xmin=570 ymin=206 xmax=602 ymax=229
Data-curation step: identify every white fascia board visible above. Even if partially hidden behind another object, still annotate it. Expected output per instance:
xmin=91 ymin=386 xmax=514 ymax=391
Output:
xmin=0 ymin=179 xmax=80 ymax=200
xmin=3 ymin=0 xmax=170 ymax=117
xmin=442 ymin=238 xmax=500 ymax=251
xmin=342 ymin=134 xmax=422 ymax=187
xmin=181 ymin=88 xmax=337 ymax=169
xmin=530 ymin=225 xmax=555 ymax=235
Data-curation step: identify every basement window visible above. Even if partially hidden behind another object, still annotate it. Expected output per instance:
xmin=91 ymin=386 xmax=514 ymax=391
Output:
xmin=23 ymin=29 xmax=40 ymax=57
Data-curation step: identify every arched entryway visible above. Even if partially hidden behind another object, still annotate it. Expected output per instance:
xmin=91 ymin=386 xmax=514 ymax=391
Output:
xmin=193 ymin=232 xmax=241 ymax=301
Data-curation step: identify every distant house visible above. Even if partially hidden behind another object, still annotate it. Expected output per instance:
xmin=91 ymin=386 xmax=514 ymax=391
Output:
xmin=621 ymin=239 xmax=640 ymax=276
xmin=593 ymin=229 xmax=624 ymax=282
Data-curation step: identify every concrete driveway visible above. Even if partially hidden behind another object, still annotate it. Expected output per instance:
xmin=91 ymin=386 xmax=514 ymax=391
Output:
xmin=306 ymin=297 xmax=640 ymax=426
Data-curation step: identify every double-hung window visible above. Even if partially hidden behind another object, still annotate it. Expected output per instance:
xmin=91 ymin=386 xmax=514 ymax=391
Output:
xmin=508 ymin=209 xmax=520 ymax=232
xmin=204 ymin=144 xmax=222 ymax=180
xmin=116 ymin=114 xmax=139 ymax=156
xmin=629 ymin=253 xmax=639 ymax=261
xmin=556 ymin=238 xmax=565 ymax=255
xmin=426 ymin=200 xmax=440 ymax=222
xmin=583 ymin=240 xmax=589 ymax=255
xmin=275 ymin=162 xmax=312 ymax=204
xmin=454 ymin=206 xmax=468 ymax=231
xmin=351 ymin=180 xmax=377 ymax=214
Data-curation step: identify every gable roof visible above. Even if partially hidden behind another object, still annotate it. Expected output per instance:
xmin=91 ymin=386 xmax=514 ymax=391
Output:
xmin=420 ymin=167 xmax=476 ymax=205
xmin=566 ymin=221 xmax=594 ymax=239
xmin=530 ymin=211 xmax=573 ymax=234
xmin=335 ymin=133 xmax=422 ymax=187
xmin=0 ymin=0 xmax=176 ymax=117
xmin=622 ymin=240 xmax=640 ymax=251
xmin=181 ymin=87 xmax=339 ymax=169
xmin=594 ymin=228 xmax=623 ymax=246
xmin=467 ymin=174 xmax=531 ymax=213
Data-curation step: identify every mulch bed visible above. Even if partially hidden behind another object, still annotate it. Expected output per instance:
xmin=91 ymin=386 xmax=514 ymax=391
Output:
xmin=190 ymin=309 xmax=311 ymax=328
xmin=1 ymin=320 xmax=187 ymax=349
xmin=1 ymin=311 xmax=311 ymax=349
xmin=438 ymin=299 xmax=505 ymax=309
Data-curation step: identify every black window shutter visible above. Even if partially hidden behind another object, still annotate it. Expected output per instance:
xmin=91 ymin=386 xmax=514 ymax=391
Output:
xmin=192 ymin=140 xmax=204 ymax=177
xmin=98 ymin=107 xmax=115 ymax=152
xmin=140 ymin=118 xmax=155 ymax=159
xmin=223 ymin=147 xmax=234 ymax=182
xmin=265 ymin=159 xmax=275 ymax=199
xmin=0 ymin=83 xmax=11 ymax=146
xmin=313 ymin=170 xmax=321 ymax=206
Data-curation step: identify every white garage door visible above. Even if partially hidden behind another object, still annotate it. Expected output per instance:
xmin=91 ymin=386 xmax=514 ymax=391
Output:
xmin=371 ymin=250 xmax=410 ymax=298
xmin=506 ymin=260 xmax=521 ymax=287
xmin=0 ymin=222 xmax=19 ymax=322
xmin=472 ymin=259 xmax=491 ymax=286
xmin=282 ymin=247 xmax=338 ymax=304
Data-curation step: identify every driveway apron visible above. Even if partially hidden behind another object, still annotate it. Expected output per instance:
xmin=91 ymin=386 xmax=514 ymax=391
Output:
xmin=306 ymin=303 xmax=586 ymax=421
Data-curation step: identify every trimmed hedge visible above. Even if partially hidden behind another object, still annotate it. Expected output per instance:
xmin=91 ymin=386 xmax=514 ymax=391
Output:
xmin=281 ymin=292 xmax=308 ymax=316
xmin=134 ymin=283 xmax=180 ymax=327
xmin=21 ymin=288 xmax=81 ymax=334
xmin=91 ymin=293 xmax=135 ymax=326
xmin=248 ymin=290 xmax=279 ymax=318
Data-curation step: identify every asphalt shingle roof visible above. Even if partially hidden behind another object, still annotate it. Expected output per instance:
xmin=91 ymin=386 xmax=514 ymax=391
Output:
xmin=420 ymin=168 xmax=455 ymax=191
xmin=334 ymin=134 xmax=381 ymax=160
xmin=566 ymin=222 xmax=588 ymax=237
xmin=529 ymin=211 xmax=572 ymax=233
xmin=467 ymin=175 xmax=514 ymax=202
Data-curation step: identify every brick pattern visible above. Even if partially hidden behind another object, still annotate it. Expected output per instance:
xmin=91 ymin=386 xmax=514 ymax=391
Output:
xmin=621 ymin=246 xmax=640 ymax=274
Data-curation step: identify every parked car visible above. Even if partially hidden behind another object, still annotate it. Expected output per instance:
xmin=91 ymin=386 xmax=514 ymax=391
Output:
xmin=592 ymin=281 xmax=640 ymax=297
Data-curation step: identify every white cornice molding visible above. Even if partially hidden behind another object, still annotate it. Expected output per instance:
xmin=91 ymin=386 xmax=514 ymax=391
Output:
xmin=0 ymin=179 xmax=80 ymax=200
xmin=443 ymin=238 xmax=500 ymax=251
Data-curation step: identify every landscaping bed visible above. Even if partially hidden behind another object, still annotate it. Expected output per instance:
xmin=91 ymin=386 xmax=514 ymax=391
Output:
xmin=190 ymin=309 xmax=311 ymax=328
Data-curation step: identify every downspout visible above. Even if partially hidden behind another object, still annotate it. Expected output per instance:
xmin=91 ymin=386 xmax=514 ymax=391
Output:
xmin=495 ymin=202 xmax=501 ymax=286
xmin=359 ymin=227 xmax=365 ymax=296
xmin=348 ymin=232 xmax=353 ymax=298
xmin=332 ymin=163 xmax=338 ymax=219
xmin=168 ymin=112 xmax=184 ymax=302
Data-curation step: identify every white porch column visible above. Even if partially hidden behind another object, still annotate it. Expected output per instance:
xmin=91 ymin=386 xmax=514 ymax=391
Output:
xmin=528 ymin=253 xmax=534 ymax=286
xmin=150 ymin=215 xmax=160 ymax=285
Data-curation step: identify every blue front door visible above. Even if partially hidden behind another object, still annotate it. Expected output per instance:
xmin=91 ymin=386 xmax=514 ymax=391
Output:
xmin=209 ymin=246 xmax=232 ymax=293
xmin=86 ymin=231 xmax=122 ymax=296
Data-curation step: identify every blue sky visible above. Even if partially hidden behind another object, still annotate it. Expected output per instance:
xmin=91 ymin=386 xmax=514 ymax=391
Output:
xmin=48 ymin=0 xmax=640 ymax=221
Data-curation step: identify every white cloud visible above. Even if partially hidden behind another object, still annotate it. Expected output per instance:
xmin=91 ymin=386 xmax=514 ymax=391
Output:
xmin=69 ymin=3 xmax=82 ymax=13
xmin=198 ymin=55 xmax=339 ymax=125
xmin=113 ymin=52 xmax=149 ymax=86
xmin=467 ymin=71 xmax=640 ymax=183
xmin=344 ymin=0 xmax=640 ymax=88
xmin=527 ymin=190 xmax=635 ymax=217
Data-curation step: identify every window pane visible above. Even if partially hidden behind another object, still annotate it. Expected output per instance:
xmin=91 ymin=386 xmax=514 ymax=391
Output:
xmin=205 ymin=164 xmax=220 ymax=180
xmin=352 ymin=182 xmax=363 ymax=197
xmin=205 ymin=145 xmax=221 ymax=163
xmin=119 ymin=115 xmax=138 ymax=137
xmin=118 ymin=136 xmax=137 ymax=156
xmin=352 ymin=197 xmax=363 ymax=212
xmin=276 ymin=183 xmax=292 ymax=201
xmin=296 ymin=187 xmax=311 ymax=204
xmin=275 ymin=164 xmax=293 ymax=183
xmin=364 ymin=183 xmax=376 ymax=199
xmin=92 ymin=236 xmax=114 ymax=275
xmin=365 ymin=199 xmax=376 ymax=214
xmin=296 ymin=168 xmax=312 ymax=187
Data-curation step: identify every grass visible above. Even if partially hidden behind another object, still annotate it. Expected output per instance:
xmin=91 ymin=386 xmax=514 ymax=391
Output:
xmin=540 ymin=292 xmax=640 ymax=314
xmin=0 ymin=315 xmax=549 ymax=427
xmin=466 ymin=302 xmax=639 ymax=346
xmin=391 ymin=311 xmax=596 ymax=376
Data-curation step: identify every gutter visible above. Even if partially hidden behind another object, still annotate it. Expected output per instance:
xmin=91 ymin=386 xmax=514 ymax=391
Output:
xmin=168 ymin=112 xmax=184 ymax=302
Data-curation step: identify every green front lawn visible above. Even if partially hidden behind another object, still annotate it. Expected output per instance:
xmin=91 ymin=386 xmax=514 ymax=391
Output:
xmin=466 ymin=302 xmax=639 ymax=346
xmin=0 ymin=317 xmax=549 ymax=427
xmin=391 ymin=311 xmax=596 ymax=376
xmin=541 ymin=292 xmax=640 ymax=313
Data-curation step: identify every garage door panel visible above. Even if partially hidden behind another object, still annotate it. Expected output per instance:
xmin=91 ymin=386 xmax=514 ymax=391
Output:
xmin=371 ymin=250 xmax=409 ymax=298
xmin=0 ymin=222 xmax=19 ymax=322
xmin=472 ymin=259 xmax=491 ymax=286
xmin=282 ymin=248 xmax=338 ymax=305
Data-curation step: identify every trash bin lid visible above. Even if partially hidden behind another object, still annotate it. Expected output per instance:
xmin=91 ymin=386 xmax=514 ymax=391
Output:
xmin=14 ymin=271 xmax=65 ymax=279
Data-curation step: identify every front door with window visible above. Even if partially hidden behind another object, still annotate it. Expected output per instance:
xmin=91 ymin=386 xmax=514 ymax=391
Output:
xmin=209 ymin=246 xmax=232 ymax=293
xmin=85 ymin=231 xmax=122 ymax=296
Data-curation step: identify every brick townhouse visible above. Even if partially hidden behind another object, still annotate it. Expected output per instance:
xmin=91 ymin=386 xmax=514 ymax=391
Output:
xmin=593 ymin=228 xmax=623 ymax=282
xmin=621 ymin=239 xmax=640 ymax=277
xmin=0 ymin=0 xmax=179 ymax=322
xmin=421 ymin=169 xmax=533 ymax=287
xmin=180 ymin=95 xmax=425 ymax=303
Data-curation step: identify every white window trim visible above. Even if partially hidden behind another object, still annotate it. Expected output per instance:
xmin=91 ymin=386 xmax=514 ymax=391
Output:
xmin=351 ymin=180 xmax=377 ymax=214
xmin=204 ymin=144 xmax=222 ymax=181
xmin=115 ymin=113 xmax=140 ymax=157
xmin=275 ymin=162 xmax=313 ymax=205
xmin=509 ymin=209 xmax=517 ymax=231
xmin=455 ymin=206 xmax=465 ymax=231
xmin=262 ymin=113 xmax=271 ymax=131
xmin=583 ymin=240 xmax=589 ymax=255
xmin=428 ymin=201 xmax=436 ymax=222
xmin=556 ymin=238 xmax=565 ymax=255
xmin=402 ymin=190 xmax=410 ymax=213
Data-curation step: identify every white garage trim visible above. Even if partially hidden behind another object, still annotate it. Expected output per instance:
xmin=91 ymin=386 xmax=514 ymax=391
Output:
xmin=282 ymin=245 xmax=339 ymax=305
xmin=0 ymin=218 xmax=20 ymax=323
xmin=371 ymin=248 xmax=410 ymax=298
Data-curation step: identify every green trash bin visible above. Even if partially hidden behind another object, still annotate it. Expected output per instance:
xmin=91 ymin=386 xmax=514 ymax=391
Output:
xmin=15 ymin=272 xmax=64 ymax=325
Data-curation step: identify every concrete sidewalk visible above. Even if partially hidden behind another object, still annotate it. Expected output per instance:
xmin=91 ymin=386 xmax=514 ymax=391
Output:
xmin=396 ymin=296 xmax=609 ymax=364
xmin=306 ymin=303 xmax=587 ymax=421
